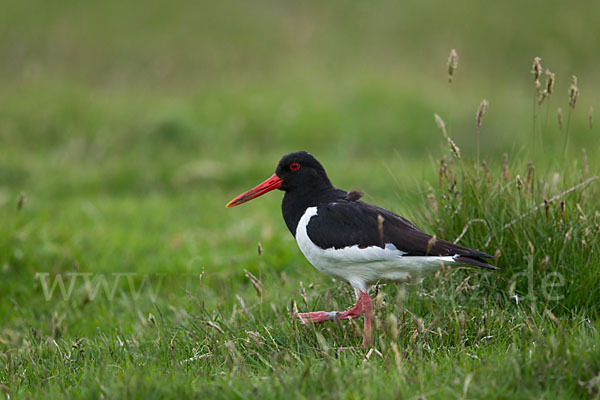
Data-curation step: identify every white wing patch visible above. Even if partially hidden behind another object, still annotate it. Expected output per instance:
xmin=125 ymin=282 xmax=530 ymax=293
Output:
xmin=295 ymin=206 xmax=456 ymax=291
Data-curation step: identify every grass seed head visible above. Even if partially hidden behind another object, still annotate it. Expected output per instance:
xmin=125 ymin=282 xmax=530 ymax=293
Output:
xmin=531 ymin=57 xmax=542 ymax=81
xmin=447 ymin=49 xmax=459 ymax=83
xmin=538 ymin=70 xmax=555 ymax=105
xmin=589 ymin=106 xmax=594 ymax=129
xmin=476 ymin=99 xmax=489 ymax=133
xmin=569 ymin=75 xmax=579 ymax=109
xmin=17 ymin=192 xmax=26 ymax=210
xmin=376 ymin=290 xmax=384 ymax=310
xmin=525 ymin=161 xmax=534 ymax=194
xmin=299 ymin=281 xmax=308 ymax=308
xmin=545 ymin=69 xmax=555 ymax=95
xmin=446 ymin=136 xmax=461 ymax=159
xmin=531 ymin=57 xmax=543 ymax=97
xmin=516 ymin=175 xmax=523 ymax=191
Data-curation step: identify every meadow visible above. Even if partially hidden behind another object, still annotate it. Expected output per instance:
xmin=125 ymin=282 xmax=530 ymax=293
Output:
xmin=1 ymin=1 xmax=600 ymax=398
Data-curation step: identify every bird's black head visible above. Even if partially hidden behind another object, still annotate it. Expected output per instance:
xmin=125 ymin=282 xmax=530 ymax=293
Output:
xmin=226 ymin=151 xmax=333 ymax=208
xmin=275 ymin=151 xmax=332 ymax=193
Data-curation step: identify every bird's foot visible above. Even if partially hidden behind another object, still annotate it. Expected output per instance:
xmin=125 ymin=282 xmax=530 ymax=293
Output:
xmin=296 ymin=311 xmax=338 ymax=323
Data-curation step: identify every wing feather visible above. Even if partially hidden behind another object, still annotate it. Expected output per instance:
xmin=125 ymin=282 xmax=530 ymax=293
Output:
xmin=305 ymin=200 xmax=496 ymax=269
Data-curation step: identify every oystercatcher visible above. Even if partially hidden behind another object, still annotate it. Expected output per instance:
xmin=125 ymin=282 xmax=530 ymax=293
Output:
xmin=227 ymin=151 xmax=497 ymax=347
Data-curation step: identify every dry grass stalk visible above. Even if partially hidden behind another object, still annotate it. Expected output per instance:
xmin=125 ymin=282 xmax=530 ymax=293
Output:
xmin=476 ymin=99 xmax=489 ymax=133
xmin=377 ymin=214 xmax=385 ymax=247
xmin=447 ymin=49 xmax=459 ymax=83
xmin=590 ymin=106 xmax=594 ymax=129
xmin=454 ymin=218 xmax=489 ymax=244
xmin=426 ymin=235 xmax=437 ymax=255
xmin=434 ymin=114 xmax=461 ymax=159
xmin=569 ymin=75 xmax=579 ymax=109
xmin=257 ymin=242 xmax=262 ymax=256
xmin=564 ymin=227 xmax=573 ymax=243
xmin=244 ymin=269 xmax=263 ymax=298
xmin=291 ymin=299 xmax=299 ymax=316
xmin=557 ymin=107 xmax=564 ymax=131
xmin=205 ymin=320 xmax=224 ymax=334
xmin=504 ymin=176 xmax=598 ymax=229
xmin=576 ymin=203 xmax=587 ymax=222
xmin=434 ymin=113 xmax=448 ymax=137
xmin=502 ymin=153 xmax=509 ymax=182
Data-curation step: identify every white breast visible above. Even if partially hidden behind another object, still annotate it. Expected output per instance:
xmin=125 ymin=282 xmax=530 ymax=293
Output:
xmin=295 ymin=206 xmax=456 ymax=292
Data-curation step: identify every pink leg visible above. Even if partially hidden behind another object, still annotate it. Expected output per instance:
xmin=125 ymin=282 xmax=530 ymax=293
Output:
xmin=297 ymin=295 xmax=363 ymax=323
xmin=335 ymin=295 xmax=363 ymax=320
xmin=296 ymin=290 xmax=374 ymax=347
xmin=360 ymin=291 xmax=373 ymax=347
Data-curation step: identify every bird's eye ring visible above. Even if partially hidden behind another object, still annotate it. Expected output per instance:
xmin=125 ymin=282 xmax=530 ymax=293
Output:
xmin=290 ymin=162 xmax=300 ymax=171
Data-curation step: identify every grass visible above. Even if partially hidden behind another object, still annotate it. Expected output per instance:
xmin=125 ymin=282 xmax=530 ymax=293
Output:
xmin=2 ymin=1 xmax=600 ymax=398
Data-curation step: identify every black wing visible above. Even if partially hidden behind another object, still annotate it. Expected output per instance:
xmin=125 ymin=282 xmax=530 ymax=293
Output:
xmin=306 ymin=200 xmax=497 ymax=269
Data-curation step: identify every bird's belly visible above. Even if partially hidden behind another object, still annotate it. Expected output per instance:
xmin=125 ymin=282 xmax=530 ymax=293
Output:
xmin=298 ymin=244 xmax=452 ymax=288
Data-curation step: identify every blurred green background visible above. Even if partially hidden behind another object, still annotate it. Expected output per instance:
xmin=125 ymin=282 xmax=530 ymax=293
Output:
xmin=2 ymin=1 xmax=600 ymax=397
xmin=1 ymin=0 xmax=599 ymax=336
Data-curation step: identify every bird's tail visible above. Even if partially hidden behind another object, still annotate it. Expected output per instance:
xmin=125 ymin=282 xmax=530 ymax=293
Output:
xmin=454 ymin=255 xmax=499 ymax=270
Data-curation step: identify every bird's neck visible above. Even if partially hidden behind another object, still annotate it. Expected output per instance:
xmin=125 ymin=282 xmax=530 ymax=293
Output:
xmin=281 ymin=186 xmax=345 ymax=236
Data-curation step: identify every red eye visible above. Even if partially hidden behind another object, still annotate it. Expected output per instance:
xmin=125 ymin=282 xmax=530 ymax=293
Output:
xmin=290 ymin=162 xmax=300 ymax=171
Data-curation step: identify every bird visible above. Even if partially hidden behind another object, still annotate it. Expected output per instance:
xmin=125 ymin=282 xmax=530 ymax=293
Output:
xmin=226 ymin=151 xmax=497 ymax=347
